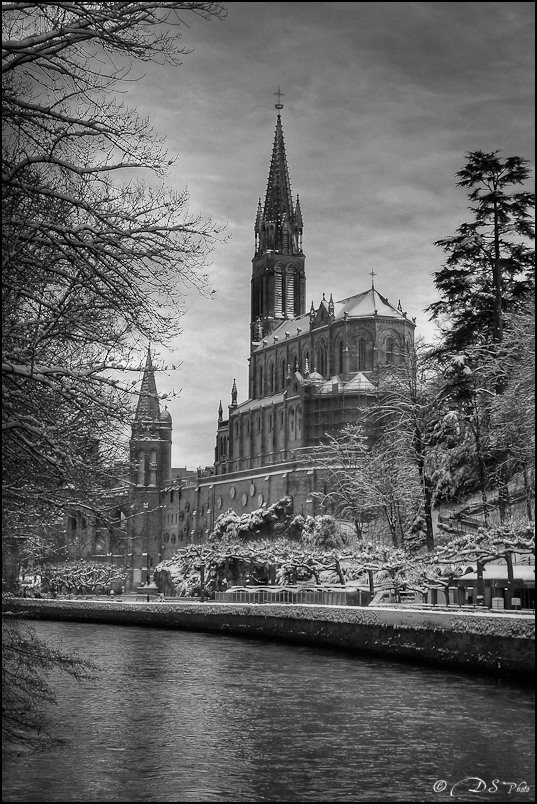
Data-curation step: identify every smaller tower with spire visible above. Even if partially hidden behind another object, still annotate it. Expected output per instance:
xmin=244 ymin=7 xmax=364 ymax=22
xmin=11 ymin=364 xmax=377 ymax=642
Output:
xmin=128 ymin=348 xmax=172 ymax=588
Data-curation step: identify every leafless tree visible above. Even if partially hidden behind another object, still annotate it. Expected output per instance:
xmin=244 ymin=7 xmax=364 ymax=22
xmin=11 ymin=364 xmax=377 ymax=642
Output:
xmin=2 ymin=1 xmax=226 ymax=752
xmin=3 ymin=2 xmax=227 ymax=559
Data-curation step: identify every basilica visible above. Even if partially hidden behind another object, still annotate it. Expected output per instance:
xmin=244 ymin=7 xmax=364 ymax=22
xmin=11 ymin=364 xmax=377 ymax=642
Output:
xmin=67 ymin=102 xmax=416 ymax=590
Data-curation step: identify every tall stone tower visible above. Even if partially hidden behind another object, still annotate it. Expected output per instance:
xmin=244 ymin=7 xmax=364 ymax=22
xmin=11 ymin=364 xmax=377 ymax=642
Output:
xmin=129 ymin=348 xmax=172 ymax=587
xmin=251 ymin=93 xmax=305 ymax=344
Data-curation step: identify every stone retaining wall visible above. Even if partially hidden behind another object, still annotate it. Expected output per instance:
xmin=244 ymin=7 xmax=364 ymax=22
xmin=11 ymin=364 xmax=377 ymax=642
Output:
xmin=3 ymin=598 xmax=534 ymax=680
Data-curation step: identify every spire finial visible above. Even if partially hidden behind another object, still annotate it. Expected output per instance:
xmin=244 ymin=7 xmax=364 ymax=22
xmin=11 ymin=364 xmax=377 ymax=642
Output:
xmin=370 ymin=268 xmax=376 ymax=289
xmin=274 ymin=86 xmax=284 ymax=111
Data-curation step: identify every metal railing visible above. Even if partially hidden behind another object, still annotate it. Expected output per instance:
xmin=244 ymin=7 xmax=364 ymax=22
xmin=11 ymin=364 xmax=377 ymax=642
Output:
xmin=214 ymin=588 xmax=353 ymax=606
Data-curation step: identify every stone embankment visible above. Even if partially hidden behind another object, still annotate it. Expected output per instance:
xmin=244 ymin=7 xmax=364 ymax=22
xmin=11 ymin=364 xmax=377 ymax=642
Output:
xmin=3 ymin=597 xmax=534 ymax=680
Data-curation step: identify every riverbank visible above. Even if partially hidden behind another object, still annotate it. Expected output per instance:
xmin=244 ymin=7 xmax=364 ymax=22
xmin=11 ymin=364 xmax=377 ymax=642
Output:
xmin=3 ymin=597 xmax=534 ymax=680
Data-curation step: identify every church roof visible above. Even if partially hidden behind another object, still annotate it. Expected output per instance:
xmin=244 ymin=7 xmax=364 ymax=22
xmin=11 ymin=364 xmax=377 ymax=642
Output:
xmin=252 ymin=286 xmax=412 ymax=352
xmin=231 ymin=371 xmax=377 ymax=417
xmin=134 ymin=348 xmax=160 ymax=421
xmin=334 ymin=287 xmax=409 ymax=320
xmin=234 ymin=392 xmax=286 ymax=414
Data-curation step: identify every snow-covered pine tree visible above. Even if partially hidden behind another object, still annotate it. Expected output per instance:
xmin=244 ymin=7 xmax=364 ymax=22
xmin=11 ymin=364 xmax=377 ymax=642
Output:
xmin=428 ymin=151 xmax=534 ymax=352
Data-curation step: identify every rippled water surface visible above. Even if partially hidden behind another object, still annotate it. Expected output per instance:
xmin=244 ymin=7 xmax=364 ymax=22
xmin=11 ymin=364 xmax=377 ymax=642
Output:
xmin=2 ymin=621 xmax=535 ymax=802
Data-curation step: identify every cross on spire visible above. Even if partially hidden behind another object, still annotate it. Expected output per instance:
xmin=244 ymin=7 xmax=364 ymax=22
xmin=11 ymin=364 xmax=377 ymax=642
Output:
xmin=369 ymin=268 xmax=376 ymax=289
xmin=274 ymin=86 xmax=284 ymax=110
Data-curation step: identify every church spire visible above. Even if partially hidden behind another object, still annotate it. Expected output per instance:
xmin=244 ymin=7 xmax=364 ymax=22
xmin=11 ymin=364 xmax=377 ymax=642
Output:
xmin=262 ymin=107 xmax=295 ymax=253
xmin=135 ymin=348 xmax=160 ymax=421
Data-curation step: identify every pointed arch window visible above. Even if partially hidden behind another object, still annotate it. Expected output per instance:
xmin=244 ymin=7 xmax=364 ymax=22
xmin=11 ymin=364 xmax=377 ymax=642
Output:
xmin=258 ymin=280 xmax=264 ymax=318
xmin=137 ymin=450 xmax=145 ymax=486
xmin=317 ymin=342 xmax=327 ymax=377
xmin=337 ymin=339 xmax=344 ymax=374
xmin=269 ymin=362 xmax=275 ymax=394
xmin=258 ymin=365 xmax=264 ymax=397
xmin=288 ymin=407 xmax=295 ymax=437
xmin=357 ymin=338 xmax=367 ymax=371
xmin=294 ymin=272 xmax=302 ymax=312
xmin=149 ymin=450 xmax=157 ymax=486
xmin=280 ymin=358 xmax=286 ymax=390
xmin=289 ymin=352 xmax=298 ymax=375
xmin=386 ymin=337 xmax=397 ymax=366
xmin=274 ymin=272 xmax=283 ymax=317
xmin=286 ymin=273 xmax=294 ymax=316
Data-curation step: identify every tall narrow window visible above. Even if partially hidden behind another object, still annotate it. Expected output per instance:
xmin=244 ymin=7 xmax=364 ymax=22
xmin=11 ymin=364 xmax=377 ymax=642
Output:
xmin=358 ymin=338 xmax=367 ymax=371
xmin=294 ymin=273 xmax=301 ymax=313
xmin=149 ymin=449 xmax=157 ymax=486
xmin=290 ymin=352 xmax=298 ymax=374
xmin=317 ymin=343 xmax=327 ymax=377
xmin=275 ymin=273 xmax=283 ymax=317
xmin=286 ymin=274 xmax=294 ymax=316
xmin=137 ymin=450 xmax=145 ymax=486
xmin=288 ymin=407 xmax=295 ymax=436
xmin=386 ymin=337 xmax=396 ymax=365
xmin=338 ymin=340 xmax=344 ymax=374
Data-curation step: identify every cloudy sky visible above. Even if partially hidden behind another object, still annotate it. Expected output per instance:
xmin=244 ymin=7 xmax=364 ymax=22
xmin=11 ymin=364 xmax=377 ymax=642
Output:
xmin=125 ymin=1 xmax=535 ymax=470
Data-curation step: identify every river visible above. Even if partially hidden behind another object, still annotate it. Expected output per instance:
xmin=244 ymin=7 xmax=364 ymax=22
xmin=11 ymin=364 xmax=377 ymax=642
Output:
xmin=2 ymin=620 xmax=535 ymax=802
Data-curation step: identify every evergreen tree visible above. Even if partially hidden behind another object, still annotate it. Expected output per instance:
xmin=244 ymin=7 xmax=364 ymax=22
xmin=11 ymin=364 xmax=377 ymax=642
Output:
xmin=428 ymin=151 xmax=534 ymax=351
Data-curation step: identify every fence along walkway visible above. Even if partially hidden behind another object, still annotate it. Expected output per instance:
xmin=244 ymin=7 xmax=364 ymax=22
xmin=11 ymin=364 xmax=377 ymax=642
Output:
xmin=214 ymin=587 xmax=366 ymax=606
